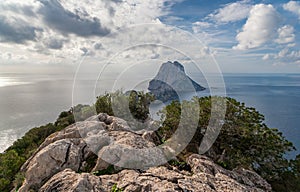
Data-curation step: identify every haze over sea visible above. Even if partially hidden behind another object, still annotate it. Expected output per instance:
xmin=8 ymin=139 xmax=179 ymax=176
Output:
xmin=0 ymin=73 xmax=299 ymax=158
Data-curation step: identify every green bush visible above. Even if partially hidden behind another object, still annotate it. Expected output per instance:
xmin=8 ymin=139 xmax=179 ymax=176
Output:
xmin=95 ymin=90 xmax=155 ymax=122
xmin=95 ymin=93 xmax=113 ymax=116
xmin=270 ymin=155 xmax=300 ymax=192
xmin=72 ymin=104 xmax=96 ymax=121
xmin=0 ymin=150 xmax=25 ymax=192
xmin=13 ymin=172 xmax=25 ymax=191
xmin=0 ymin=110 xmax=75 ymax=192
xmin=157 ymin=96 xmax=298 ymax=191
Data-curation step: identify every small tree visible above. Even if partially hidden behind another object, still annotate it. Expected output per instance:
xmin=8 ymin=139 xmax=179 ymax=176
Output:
xmin=95 ymin=91 xmax=155 ymax=122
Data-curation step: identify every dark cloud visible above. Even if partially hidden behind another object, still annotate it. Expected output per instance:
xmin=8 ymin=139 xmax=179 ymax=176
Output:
xmin=80 ymin=47 xmax=88 ymax=54
xmin=0 ymin=16 xmax=39 ymax=43
xmin=111 ymin=0 xmax=123 ymax=3
xmin=38 ymin=0 xmax=110 ymax=37
xmin=94 ymin=43 xmax=103 ymax=50
xmin=80 ymin=47 xmax=95 ymax=56
xmin=44 ymin=38 xmax=64 ymax=49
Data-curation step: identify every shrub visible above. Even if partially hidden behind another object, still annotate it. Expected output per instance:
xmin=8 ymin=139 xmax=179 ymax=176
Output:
xmin=0 ymin=110 xmax=75 ymax=192
xmin=95 ymin=91 xmax=155 ymax=122
xmin=157 ymin=96 xmax=296 ymax=189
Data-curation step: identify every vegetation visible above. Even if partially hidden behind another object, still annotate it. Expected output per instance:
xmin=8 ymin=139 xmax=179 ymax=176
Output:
xmin=0 ymin=91 xmax=299 ymax=191
xmin=157 ymin=96 xmax=299 ymax=191
xmin=95 ymin=90 xmax=155 ymax=122
xmin=0 ymin=105 xmax=85 ymax=192
xmin=269 ymin=154 xmax=300 ymax=192
xmin=111 ymin=183 xmax=123 ymax=192
xmin=0 ymin=123 xmax=60 ymax=192
xmin=168 ymin=159 xmax=191 ymax=172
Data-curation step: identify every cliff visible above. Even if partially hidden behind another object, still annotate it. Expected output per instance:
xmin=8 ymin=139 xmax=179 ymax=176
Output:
xmin=148 ymin=61 xmax=205 ymax=102
xmin=18 ymin=113 xmax=271 ymax=192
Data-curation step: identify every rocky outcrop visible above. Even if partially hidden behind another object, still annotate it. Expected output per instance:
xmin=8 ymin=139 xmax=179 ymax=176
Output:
xmin=148 ymin=61 xmax=205 ymax=102
xmin=37 ymin=155 xmax=271 ymax=192
xmin=18 ymin=113 xmax=271 ymax=192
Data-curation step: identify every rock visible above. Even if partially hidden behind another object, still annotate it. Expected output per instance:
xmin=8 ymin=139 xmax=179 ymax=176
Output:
xmin=20 ymin=121 xmax=106 ymax=173
xmin=186 ymin=154 xmax=272 ymax=192
xmin=39 ymin=169 xmax=104 ymax=192
xmin=19 ymin=114 xmax=166 ymax=191
xmin=38 ymin=155 xmax=271 ymax=192
xmin=234 ymin=168 xmax=272 ymax=191
xmin=19 ymin=114 xmax=271 ymax=192
xmin=148 ymin=61 xmax=205 ymax=102
xmin=19 ymin=139 xmax=86 ymax=192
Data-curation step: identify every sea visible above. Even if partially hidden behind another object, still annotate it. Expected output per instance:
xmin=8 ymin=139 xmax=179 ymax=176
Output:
xmin=0 ymin=73 xmax=299 ymax=158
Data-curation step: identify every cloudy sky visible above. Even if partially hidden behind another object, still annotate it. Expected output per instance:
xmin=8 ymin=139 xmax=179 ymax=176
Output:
xmin=0 ymin=0 xmax=300 ymax=73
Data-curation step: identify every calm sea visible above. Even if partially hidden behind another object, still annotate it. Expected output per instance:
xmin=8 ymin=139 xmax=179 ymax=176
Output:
xmin=0 ymin=73 xmax=299 ymax=158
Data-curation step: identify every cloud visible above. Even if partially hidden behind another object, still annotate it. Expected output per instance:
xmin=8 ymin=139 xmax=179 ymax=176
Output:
xmin=38 ymin=0 xmax=110 ymax=37
xmin=0 ymin=0 xmax=42 ymax=43
xmin=0 ymin=3 xmax=36 ymax=17
xmin=209 ymin=0 xmax=252 ymax=23
xmin=1 ymin=52 xmax=12 ymax=60
xmin=262 ymin=54 xmax=271 ymax=60
xmin=263 ymin=48 xmax=300 ymax=64
xmin=80 ymin=47 xmax=95 ymax=56
xmin=43 ymin=38 xmax=65 ymax=49
xmin=233 ymin=4 xmax=280 ymax=50
xmin=192 ymin=21 xmax=212 ymax=33
xmin=0 ymin=0 xmax=207 ymax=67
xmin=0 ymin=16 xmax=40 ymax=43
xmin=94 ymin=43 xmax=103 ymax=50
xmin=283 ymin=1 xmax=300 ymax=19
xmin=200 ymin=46 xmax=216 ymax=57
xmin=275 ymin=25 xmax=295 ymax=44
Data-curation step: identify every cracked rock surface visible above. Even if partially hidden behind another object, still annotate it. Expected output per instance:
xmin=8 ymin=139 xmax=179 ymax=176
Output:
xmin=18 ymin=114 xmax=271 ymax=192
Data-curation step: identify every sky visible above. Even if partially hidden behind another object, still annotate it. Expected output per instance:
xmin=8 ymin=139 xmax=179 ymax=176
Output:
xmin=0 ymin=0 xmax=300 ymax=73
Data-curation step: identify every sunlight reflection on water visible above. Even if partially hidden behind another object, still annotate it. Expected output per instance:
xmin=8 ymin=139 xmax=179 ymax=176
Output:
xmin=0 ymin=77 xmax=31 ymax=87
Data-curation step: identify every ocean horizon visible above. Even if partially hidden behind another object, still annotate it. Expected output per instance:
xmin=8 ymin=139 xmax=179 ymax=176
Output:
xmin=0 ymin=72 xmax=299 ymax=158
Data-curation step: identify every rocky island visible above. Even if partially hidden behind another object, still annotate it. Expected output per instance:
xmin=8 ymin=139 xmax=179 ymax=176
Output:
xmin=148 ymin=61 xmax=205 ymax=102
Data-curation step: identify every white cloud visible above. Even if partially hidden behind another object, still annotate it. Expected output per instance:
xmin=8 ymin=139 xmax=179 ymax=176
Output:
xmin=0 ymin=0 xmax=187 ymax=65
xmin=2 ymin=52 xmax=12 ymax=60
xmin=262 ymin=54 xmax=271 ymax=60
xmin=287 ymin=43 xmax=296 ymax=47
xmin=192 ymin=21 xmax=212 ymax=33
xmin=233 ymin=4 xmax=280 ymax=50
xmin=263 ymin=48 xmax=300 ymax=65
xmin=275 ymin=25 xmax=295 ymax=44
xmin=163 ymin=16 xmax=184 ymax=24
xmin=209 ymin=0 xmax=252 ymax=23
xmin=283 ymin=1 xmax=300 ymax=19
xmin=111 ymin=0 xmax=183 ymax=28
xmin=200 ymin=46 xmax=216 ymax=57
